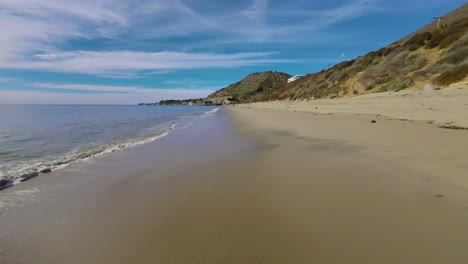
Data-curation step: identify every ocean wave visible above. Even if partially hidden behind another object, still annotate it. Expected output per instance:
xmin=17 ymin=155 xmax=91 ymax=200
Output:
xmin=0 ymin=124 xmax=176 ymax=188
xmin=0 ymin=106 xmax=221 ymax=191
xmin=204 ymin=107 xmax=221 ymax=115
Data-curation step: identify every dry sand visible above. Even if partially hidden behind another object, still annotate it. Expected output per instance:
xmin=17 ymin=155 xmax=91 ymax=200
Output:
xmin=2 ymin=87 xmax=468 ymax=263
xmin=248 ymin=85 xmax=468 ymax=127
xmin=225 ymin=86 xmax=468 ymax=263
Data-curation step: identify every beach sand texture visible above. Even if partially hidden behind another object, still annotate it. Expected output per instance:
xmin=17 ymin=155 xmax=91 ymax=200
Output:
xmin=1 ymin=87 xmax=468 ymax=263
xmin=227 ymin=94 xmax=468 ymax=263
xmin=246 ymin=85 xmax=468 ymax=127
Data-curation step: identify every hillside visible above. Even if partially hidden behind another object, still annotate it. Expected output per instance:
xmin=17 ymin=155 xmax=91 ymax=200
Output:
xmin=207 ymin=71 xmax=291 ymax=101
xmin=230 ymin=3 xmax=468 ymax=102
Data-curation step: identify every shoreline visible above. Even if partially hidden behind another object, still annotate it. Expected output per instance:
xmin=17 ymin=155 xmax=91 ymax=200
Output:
xmin=0 ymin=109 xmax=258 ymax=263
xmin=0 ymin=106 xmax=220 ymax=192
xmin=1 ymin=99 xmax=468 ymax=263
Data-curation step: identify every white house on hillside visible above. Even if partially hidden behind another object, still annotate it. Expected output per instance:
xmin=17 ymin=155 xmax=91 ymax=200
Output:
xmin=288 ymin=75 xmax=303 ymax=83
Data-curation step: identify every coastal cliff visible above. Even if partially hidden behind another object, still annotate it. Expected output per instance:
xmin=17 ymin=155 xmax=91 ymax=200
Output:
xmin=215 ymin=3 xmax=468 ymax=103
xmin=141 ymin=4 xmax=467 ymax=106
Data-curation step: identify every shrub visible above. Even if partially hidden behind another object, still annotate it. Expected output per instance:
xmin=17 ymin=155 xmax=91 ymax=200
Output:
xmin=378 ymin=79 xmax=413 ymax=92
xmin=378 ymin=84 xmax=389 ymax=93
xmin=333 ymin=59 xmax=356 ymax=71
xmin=413 ymin=63 xmax=450 ymax=80
xmin=433 ymin=65 xmax=468 ymax=86
xmin=437 ymin=36 xmax=468 ymax=65
xmin=405 ymin=32 xmax=433 ymax=50
xmin=358 ymin=49 xmax=412 ymax=90
xmin=382 ymin=44 xmax=400 ymax=57
xmin=389 ymin=50 xmax=410 ymax=67
xmin=331 ymin=70 xmax=349 ymax=82
xmin=358 ymin=50 xmax=408 ymax=89
xmin=360 ymin=74 xmax=380 ymax=90
xmin=403 ymin=54 xmax=428 ymax=72
xmin=374 ymin=47 xmax=387 ymax=57
xmin=324 ymin=70 xmax=333 ymax=79
xmin=439 ymin=32 xmax=465 ymax=49
xmin=438 ymin=46 xmax=468 ymax=65
xmin=426 ymin=17 xmax=468 ymax=49
xmin=317 ymin=81 xmax=328 ymax=90
xmin=359 ymin=54 xmax=378 ymax=70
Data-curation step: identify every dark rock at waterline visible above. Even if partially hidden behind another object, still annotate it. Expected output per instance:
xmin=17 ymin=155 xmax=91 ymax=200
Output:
xmin=0 ymin=179 xmax=9 ymax=185
xmin=40 ymin=168 xmax=52 ymax=173
xmin=19 ymin=172 xmax=39 ymax=182
xmin=0 ymin=179 xmax=14 ymax=190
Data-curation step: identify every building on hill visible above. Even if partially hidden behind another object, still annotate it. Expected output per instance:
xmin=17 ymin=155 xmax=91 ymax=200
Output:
xmin=288 ymin=75 xmax=303 ymax=83
xmin=204 ymin=96 xmax=234 ymax=106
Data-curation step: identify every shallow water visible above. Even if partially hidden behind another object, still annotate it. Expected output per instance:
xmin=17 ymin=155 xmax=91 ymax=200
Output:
xmin=0 ymin=104 xmax=217 ymax=183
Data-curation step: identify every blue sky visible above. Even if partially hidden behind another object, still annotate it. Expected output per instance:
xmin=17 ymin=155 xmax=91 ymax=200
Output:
xmin=0 ymin=0 xmax=465 ymax=104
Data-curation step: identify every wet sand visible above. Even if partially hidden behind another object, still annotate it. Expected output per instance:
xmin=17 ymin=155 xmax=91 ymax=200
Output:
xmin=2 ymin=105 xmax=468 ymax=263
xmin=0 ymin=110 xmax=258 ymax=263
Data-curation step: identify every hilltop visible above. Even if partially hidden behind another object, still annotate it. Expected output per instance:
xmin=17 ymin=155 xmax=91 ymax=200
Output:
xmin=141 ymin=4 xmax=467 ymax=106
xmin=207 ymin=71 xmax=291 ymax=101
xmin=220 ymin=3 xmax=468 ymax=103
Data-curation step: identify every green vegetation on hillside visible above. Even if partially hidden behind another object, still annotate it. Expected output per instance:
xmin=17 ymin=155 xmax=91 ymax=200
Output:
xmin=434 ymin=64 xmax=468 ymax=85
xmin=207 ymin=71 xmax=291 ymax=101
xmin=235 ymin=4 xmax=467 ymax=102
xmin=153 ymin=4 xmax=467 ymax=105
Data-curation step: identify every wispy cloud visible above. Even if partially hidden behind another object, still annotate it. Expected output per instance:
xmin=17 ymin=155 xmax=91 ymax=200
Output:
xmin=319 ymin=0 xmax=380 ymax=26
xmin=6 ymin=51 xmax=286 ymax=75
xmin=243 ymin=0 xmax=269 ymax=25
xmin=0 ymin=0 xmax=381 ymax=77
xmin=0 ymin=0 xmax=127 ymax=24
xmin=0 ymin=0 xmax=125 ymax=57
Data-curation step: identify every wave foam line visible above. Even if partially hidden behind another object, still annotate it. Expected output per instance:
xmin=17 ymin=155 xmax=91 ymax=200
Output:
xmin=0 ymin=124 xmax=176 ymax=189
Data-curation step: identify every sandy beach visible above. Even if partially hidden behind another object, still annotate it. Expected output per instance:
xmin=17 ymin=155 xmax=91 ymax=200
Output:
xmin=226 ymin=87 xmax=468 ymax=263
xmin=0 ymin=0 xmax=467 ymax=263
xmin=246 ymin=85 xmax=468 ymax=127
xmin=1 ymin=87 xmax=468 ymax=263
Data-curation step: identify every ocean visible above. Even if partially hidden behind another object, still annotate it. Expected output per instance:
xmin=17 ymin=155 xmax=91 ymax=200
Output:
xmin=0 ymin=104 xmax=218 ymax=189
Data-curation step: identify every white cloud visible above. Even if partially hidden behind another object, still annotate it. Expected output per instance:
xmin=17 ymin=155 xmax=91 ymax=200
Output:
xmin=0 ymin=0 xmax=381 ymax=76
xmin=243 ymin=0 xmax=269 ymax=25
xmin=319 ymin=0 xmax=380 ymax=26
xmin=0 ymin=0 xmax=126 ymax=24
xmin=0 ymin=0 xmax=126 ymax=59
xmin=6 ymin=50 xmax=286 ymax=75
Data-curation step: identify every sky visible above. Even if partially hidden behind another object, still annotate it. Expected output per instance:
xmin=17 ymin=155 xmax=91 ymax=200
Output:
xmin=0 ymin=0 xmax=465 ymax=104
